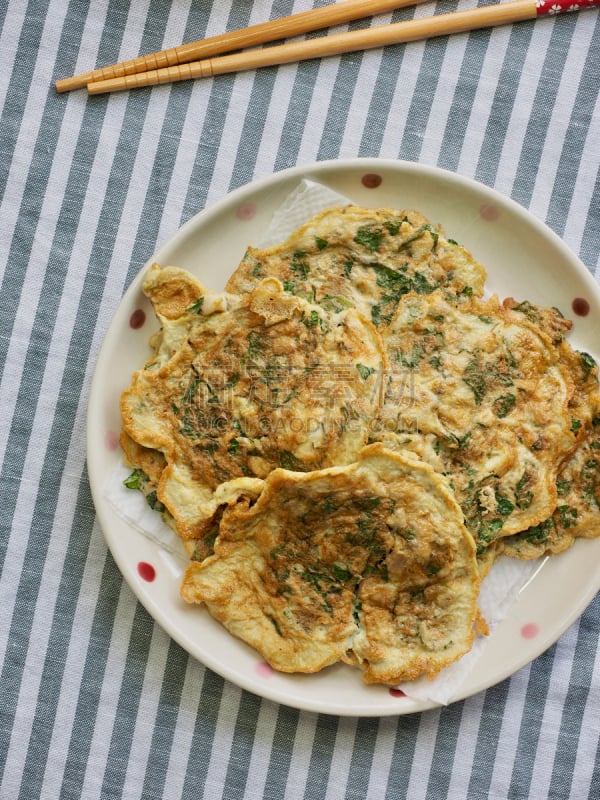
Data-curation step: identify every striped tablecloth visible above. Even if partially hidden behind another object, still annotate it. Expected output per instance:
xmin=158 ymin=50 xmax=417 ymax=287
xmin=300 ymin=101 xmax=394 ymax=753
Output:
xmin=1 ymin=2 xmax=599 ymax=798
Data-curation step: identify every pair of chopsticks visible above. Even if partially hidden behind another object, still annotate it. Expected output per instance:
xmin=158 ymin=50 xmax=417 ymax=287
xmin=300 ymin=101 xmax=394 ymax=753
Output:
xmin=56 ymin=0 xmax=599 ymax=95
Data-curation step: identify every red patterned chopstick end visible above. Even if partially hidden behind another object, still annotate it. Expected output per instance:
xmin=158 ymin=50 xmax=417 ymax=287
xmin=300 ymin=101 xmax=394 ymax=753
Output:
xmin=536 ymin=0 xmax=600 ymax=16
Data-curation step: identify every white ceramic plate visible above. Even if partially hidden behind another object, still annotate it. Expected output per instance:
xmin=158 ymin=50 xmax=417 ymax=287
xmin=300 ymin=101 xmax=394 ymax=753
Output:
xmin=87 ymin=158 xmax=600 ymax=716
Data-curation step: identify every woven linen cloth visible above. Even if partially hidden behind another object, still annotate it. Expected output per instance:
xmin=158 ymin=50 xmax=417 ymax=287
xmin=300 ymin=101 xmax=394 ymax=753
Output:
xmin=1 ymin=2 xmax=599 ymax=799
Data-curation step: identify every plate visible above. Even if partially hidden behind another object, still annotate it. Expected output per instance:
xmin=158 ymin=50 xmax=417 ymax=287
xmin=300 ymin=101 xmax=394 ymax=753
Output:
xmin=87 ymin=158 xmax=600 ymax=716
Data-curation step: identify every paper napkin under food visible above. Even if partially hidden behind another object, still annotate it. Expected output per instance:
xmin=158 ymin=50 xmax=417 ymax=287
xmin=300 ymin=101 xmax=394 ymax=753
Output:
xmin=256 ymin=179 xmax=351 ymax=246
xmin=105 ymin=179 xmax=540 ymax=705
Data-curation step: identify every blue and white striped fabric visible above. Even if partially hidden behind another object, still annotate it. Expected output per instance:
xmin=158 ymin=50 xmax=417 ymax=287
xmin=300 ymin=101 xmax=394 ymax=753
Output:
xmin=1 ymin=2 xmax=599 ymax=798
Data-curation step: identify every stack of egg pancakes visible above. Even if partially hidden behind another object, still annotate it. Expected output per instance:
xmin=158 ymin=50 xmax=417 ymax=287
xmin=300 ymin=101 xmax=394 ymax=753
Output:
xmin=120 ymin=206 xmax=600 ymax=684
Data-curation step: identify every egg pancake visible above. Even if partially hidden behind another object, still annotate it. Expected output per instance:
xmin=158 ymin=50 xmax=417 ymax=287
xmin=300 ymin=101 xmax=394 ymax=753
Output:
xmin=121 ymin=264 xmax=385 ymax=544
xmin=120 ymin=430 xmax=166 ymax=489
xmin=371 ymin=290 xmax=579 ymax=554
xmin=180 ymin=443 xmax=479 ymax=684
xmin=118 ymin=204 xmax=600 ymax=686
xmin=502 ymin=358 xmax=600 ymax=559
xmin=226 ymin=206 xmax=487 ymax=328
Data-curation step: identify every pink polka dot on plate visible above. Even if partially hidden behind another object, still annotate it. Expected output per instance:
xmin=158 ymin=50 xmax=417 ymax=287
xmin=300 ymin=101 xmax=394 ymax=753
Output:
xmin=129 ymin=308 xmax=146 ymax=329
xmin=521 ymin=622 xmax=539 ymax=639
xmin=479 ymin=203 xmax=500 ymax=222
xmin=389 ymin=688 xmax=406 ymax=698
xmin=137 ymin=562 xmax=156 ymax=582
xmin=256 ymin=662 xmax=274 ymax=678
xmin=361 ymin=173 xmax=383 ymax=189
xmin=572 ymin=297 xmax=590 ymax=317
xmin=104 ymin=430 xmax=119 ymax=451
xmin=236 ymin=202 xmax=257 ymax=221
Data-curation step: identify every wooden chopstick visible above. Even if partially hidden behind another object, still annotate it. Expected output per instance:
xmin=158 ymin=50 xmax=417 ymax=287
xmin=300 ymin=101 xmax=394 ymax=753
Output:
xmin=83 ymin=0 xmax=600 ymax=96
xmin=56 ymin=0 xmax=425 ymax=93
xmin=86 ymin=0 xmax=540 ymax=95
